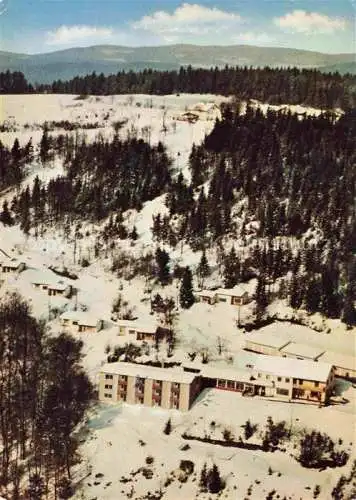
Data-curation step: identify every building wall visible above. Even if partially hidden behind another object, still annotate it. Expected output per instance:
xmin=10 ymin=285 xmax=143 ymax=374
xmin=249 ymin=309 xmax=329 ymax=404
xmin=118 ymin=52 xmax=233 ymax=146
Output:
xmin=334 ymin=365 xmax=356 ymax=379
xmin=99 ymin=370 xmax=198 ymax=411
xmin=245 ymin=341 xmax=280 ymax=357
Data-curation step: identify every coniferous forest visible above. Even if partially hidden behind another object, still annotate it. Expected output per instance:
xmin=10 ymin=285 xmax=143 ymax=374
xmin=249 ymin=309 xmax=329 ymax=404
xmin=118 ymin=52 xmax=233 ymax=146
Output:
xmin=0 ymin=293 xmax=92 ymax=497
xmin=1 ymin=66 xmax=356 ymax=109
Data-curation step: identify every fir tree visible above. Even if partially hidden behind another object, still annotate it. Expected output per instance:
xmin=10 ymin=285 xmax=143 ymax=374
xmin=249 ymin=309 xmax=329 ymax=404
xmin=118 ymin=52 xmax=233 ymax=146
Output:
xmin=196 ymin=250 xmax=210 ymax=288
xmin=155 ymin=248 xmax=170 ymax=286
xmin=180 ymin=266 xmax=195 ymax=309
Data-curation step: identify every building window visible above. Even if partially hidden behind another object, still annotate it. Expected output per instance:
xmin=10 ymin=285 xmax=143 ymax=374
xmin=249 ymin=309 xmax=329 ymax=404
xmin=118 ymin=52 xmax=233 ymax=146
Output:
xmin=277 ymin=377 xmax=282 ymax=382
xmin=276 ymin=388 xmax=289 ymax=396
xmin=104 ymin=393 xmax=112 ymax=398
xmin=314 ymin=381 xmax=319 ymax=388
xmin=310 ymin=391 xmax=320 ymax=399
xmin=299 ymin=379 xmax=303 ymax=385
xmin=266 ymin=375 xmax=270 ymax=380
xmin=285 ymin=378 xmax=290 ymax=383
xmin=217 ymin=379 xmax=226 ymax=388
xmin=257 ymin=373 xmax=262 ymax=378
xmin=227 ymin=380 xmax=235 ymax=389
xmin=104 ymin=384 xmax=112 ymax=389
xmin=105 ymin=374 xmax=113 ymax=380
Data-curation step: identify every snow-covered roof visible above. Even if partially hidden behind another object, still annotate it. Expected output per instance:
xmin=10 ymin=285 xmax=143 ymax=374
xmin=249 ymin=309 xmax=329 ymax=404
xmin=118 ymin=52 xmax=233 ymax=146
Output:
xmin=195 ymin=290 xmax=217 ymax=298
xmin=0 ymin=257 xmax=23 ymax=268
xmin=215 ymin=285 xmax=249 ymax=297
xmin=48 ymin=281 xmax=70 ymax=291
xmin=61 ymin=310 xmax=100 ymax=327
xmin=201 ymin=365 xmax=274 ymax=387
xmin=242 ymin=354 xmax=332 ymax=382
xmin=245 ymin=331 xmax=290 ymax=350
xmin=116 ymin=319 xmax=157 ymax=333
xmin=320 ymin=351 xmax=356 ymax=371
xmin=280 ymin=342 xmax=325 ymax=360
xmin=25 ymin=268 xmax=66 ymax=287
xmin=100 ymin=362 xmax=198 ymax=384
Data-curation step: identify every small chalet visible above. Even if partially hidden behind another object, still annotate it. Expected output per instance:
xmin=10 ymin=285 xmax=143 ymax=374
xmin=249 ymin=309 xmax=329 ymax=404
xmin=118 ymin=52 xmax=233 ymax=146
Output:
xmin=194 ymin=290 xmax=217 ymax=305
xmin=116 ymin=320 xmax=170 ymax=343
xmin=60 ymin=311 xmax=104 ymax=333
xmin=215 ymin=285 xmax=250 ymax=306
xmin=0 ymin=258 xmax=26 ymax=274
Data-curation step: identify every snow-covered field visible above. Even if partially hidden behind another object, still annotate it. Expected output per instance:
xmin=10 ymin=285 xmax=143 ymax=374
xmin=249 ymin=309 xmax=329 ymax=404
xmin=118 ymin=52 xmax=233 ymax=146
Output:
xmin=0 ymin=94 xmax=354 ymax=500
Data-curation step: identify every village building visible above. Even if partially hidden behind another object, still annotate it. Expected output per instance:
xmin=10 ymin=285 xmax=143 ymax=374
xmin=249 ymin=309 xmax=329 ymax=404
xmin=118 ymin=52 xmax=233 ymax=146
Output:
xmin=244 ymin=331 xmax=289 ymax=356
xmin=184 ymin=354 xmax=334 ymax=405
xmin=194 ymin=290 xmax=217 ymax=305
xmin=215 ymin=285 xmax=250 ymax=306
xmin=60 ymin=311 xmax=104 ymax=333
xmin=115 ymin=320 xmax=171 ymax=343
xmin=244 ymin=330 xmax=354 ymax=380
xmin=0 ymin=258 xmax=26 ymax=274
xmin=195 ymin=285 xmax=250 ymax=306
xmin=319 ymin=351 xmax=356 ymax=380
xmin=280 ymin=342 xmax=325 ymax=361
xmin=98 ymin=362 xmax=201 ymax=411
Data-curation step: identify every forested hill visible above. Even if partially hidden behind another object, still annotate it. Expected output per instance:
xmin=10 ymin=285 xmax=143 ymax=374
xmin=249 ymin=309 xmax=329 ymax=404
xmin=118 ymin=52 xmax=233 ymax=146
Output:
xmin=1 ymin=66 xmax=356 ymax=110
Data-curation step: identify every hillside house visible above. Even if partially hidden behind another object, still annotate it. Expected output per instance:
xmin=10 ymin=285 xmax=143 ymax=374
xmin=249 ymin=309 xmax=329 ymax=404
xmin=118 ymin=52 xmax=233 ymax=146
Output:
xmin=48 ymin=282 xmax=73 ymax=297
xmin=60 ymin=311 xmax=104 ymax=333
xmin=195 ymin=290 xmax=217 ymax=305
xmin=215 ymin=285 xmax=250 ymax=305
xmin=99 ymin=362 xmax=201 ymax=411
xmin=0 ymin=258 xmax=26 ymax=274
xmin=116 ymin=320 xmax=169 ymax=343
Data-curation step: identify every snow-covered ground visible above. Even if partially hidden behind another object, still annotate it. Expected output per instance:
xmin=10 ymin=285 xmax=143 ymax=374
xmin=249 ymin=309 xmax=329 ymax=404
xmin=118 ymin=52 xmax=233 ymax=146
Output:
xmin=1 ymin=94 xmax=355 ymax=500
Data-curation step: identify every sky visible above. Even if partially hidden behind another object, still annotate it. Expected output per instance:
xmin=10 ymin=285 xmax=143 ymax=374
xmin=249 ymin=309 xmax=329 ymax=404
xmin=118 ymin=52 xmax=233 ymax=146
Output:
xmin=0 ymin=0 xmax=354 ymax=54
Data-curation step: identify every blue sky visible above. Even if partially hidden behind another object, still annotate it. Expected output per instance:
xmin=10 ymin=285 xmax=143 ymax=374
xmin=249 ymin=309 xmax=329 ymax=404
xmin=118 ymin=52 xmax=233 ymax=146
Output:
xmin=0 ymin=0 xmax=354 ymax=53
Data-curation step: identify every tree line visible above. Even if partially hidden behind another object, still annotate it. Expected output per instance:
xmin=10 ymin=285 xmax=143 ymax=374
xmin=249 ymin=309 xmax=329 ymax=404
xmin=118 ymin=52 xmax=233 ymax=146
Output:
xmin=0 ymin=292 xmax=92 ymax=499
xmin=1 ymin=67 xmax=355 ymax=109
xmin=2 ymin=129 xmax=172 ymax=234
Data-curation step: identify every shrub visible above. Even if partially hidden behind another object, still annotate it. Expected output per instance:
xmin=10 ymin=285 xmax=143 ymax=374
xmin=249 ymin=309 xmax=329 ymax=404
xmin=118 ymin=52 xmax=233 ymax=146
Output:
xmin=207 ymin=464 xmax=224 ymax=494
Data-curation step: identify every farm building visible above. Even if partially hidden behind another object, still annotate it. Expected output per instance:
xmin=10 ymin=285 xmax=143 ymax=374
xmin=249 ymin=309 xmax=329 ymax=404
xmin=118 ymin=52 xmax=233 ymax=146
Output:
xmin=99 ymin=362 xmax=201 ymax=411
xmin=60 ymin=311 xmax=104 ymax=333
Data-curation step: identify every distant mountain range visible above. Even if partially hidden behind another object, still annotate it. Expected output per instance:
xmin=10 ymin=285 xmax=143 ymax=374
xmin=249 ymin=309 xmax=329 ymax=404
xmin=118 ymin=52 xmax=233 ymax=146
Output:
xmin=1 ymin=44 xmax=355 ymax=83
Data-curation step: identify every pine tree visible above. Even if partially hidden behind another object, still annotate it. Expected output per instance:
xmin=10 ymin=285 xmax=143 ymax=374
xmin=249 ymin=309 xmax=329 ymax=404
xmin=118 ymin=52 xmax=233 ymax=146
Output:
xmin=180 ymin=266 xmax=195 ymax=309
xmin=255 ymin=275 xmax=268 ymax=321
xmin=155 ymin=248 xmax=170 ymax=285
xmin=40 ymin=126 xmax=51 ymax=164
xmin=0 ymin=200 xmax=14 ymax=226
xmin=223 ymin=246 xmax=240 ymax=289
xmin=196 ymin=250 xmax=210 ymax=288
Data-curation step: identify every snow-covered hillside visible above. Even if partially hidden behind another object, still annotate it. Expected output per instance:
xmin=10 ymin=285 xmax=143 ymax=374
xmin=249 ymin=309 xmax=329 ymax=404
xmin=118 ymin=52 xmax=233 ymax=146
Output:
xmin=0 ymin=94 xmax=355 ymax=500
